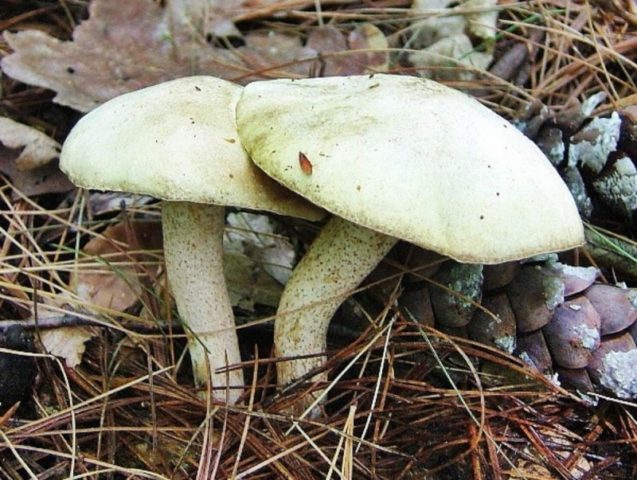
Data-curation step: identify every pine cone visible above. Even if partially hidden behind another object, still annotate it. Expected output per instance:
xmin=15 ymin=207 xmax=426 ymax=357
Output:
xmin=395 ymin=97 xmax=637 ymax=400
xmin=523 ymin=97 xmax=637 ymax=221
xmin=399 ymin=256 xmax=637 ymax=400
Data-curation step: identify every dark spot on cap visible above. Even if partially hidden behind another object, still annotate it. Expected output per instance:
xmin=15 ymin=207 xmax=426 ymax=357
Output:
xmin=195 ymin=86 xmax=201 ymax=91
xmin=229 ymin=174 xmax=234 ymax=179
xmin=480 ymin=215 xmax=485 ymax=220
xmin=225 ymin=138 xmax=236 ymax=143
xmin=356 ymin=185 xmax=361 ymax=191
xmin=66 ymin=66 xmax=75 ymax=74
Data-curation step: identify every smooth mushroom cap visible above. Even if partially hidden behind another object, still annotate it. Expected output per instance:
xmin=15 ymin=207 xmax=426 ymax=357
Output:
xmin=236 ymin=74 xmax=584 ymax=263
xmin=60 ymin=76 xmax=323 ymax=221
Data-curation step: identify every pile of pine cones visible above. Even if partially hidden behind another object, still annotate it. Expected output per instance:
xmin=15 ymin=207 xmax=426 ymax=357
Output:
xmin=393 ymin=99 xmax=637 ymax=400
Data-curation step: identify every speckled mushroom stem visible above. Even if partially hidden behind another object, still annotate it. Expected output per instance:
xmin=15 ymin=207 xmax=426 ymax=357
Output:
xmin=162 ymin=201 xmax=244 ymax=403
xmin=275 ymin=216 xmax=397 ymax=407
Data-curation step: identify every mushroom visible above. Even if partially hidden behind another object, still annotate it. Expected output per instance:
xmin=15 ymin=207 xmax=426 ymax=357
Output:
xmin=236 ymin=74 xmax=584 ymax=411
xmin=60 ymin=76 xmax=323 ymax=403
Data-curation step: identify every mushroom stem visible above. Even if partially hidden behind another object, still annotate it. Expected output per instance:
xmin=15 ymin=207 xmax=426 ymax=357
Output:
xmin=162 ymin=201 xmax=244 ymax=403
xmin=275 ymin=216 xmax=396 ymax=407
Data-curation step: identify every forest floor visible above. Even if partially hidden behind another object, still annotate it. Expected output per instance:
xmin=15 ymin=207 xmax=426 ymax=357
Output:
xmin=1 ymin=1 xmax=636 ymax=478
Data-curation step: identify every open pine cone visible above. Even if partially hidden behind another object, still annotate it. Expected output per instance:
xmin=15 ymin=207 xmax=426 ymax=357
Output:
xmin=399 ymin=255 xmax=637 ymax=400
xmin=522 ymin=95 xmax=637 ymax=221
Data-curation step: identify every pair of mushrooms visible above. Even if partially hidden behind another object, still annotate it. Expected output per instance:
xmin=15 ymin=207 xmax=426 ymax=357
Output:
xmin=61 ymin=74 xmax=584 ymax=408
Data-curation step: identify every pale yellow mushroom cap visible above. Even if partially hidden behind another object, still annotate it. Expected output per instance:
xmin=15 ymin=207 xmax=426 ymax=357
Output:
xmin=60 ymin=76 xmax=323 ymax=221
xmin=236 ymin=74 xmax=585 ymax=263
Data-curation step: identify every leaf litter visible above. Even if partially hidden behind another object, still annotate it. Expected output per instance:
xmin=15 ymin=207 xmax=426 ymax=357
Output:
xmin=0 ymin=116 xmax=73 ymax=196
xmin=2 ymin=0 xmax=246 ymax=111
xmin=1 ymin=0 xmax=390 ymax=112
xmin=0 ymin=117 xmax=61 ymax=170
xmin=1 ymin=0 xmax=637 ymax=478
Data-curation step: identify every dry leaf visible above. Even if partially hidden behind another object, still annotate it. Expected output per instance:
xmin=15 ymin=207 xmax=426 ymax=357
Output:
xmin=168 ymin=0 xmax=293 ymax=38
xmin=0 ymin=119 xmax=73 ymax=196
xmin=85 ymin=192 xmax=155 ymax=217
xmin=1 ymin=0 xmax=245 ymax=111
xmin=0 ymin=117 xmax=60 ymax=170
xmin=306 ymin=26 xmax=348 ymax=75
xmin=225 ymin=212 xmax=296 ymax=285
xmin=0 ymin=155 xmax=73 ymax=197
xmin=409 ymin=0 xmax=466 ymax=49
xmin=237 ymin=31 xmax=315 ymax=79
xmin=347 ymin=23 xmax=390 ymax=73
xmin=306 ymin=24 xmax=389 ymax=76
xmin=2 ymin=0 xmax=392 ymax=113
xmin=72 ymin=221 xmax=163 ymax=312
xmin=409 ymin=33 xmax=493 ymax=81
xmin=168 ymin=0 xmax=243 ymax=38
xmin=224 ymin=251 xmax=283 ymax=310
xmin=510 ymin=460 xmax=557 ymax=480
xmin=409 ymin=0 xmax=497 ymax=80
xmin=224 ymin=212 xmax=292 ymax=310
xmin=74 ymin=214 xmax=286 ymax=315
xmin=32 ymin=296 xmax=100 ymax=368
xmin=1 ymin=0 xmax=326 ymax=111
xmin=39 ymin=326 xmax=98 ymax=368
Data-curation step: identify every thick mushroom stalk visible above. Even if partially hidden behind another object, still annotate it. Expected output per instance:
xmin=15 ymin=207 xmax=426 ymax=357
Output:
xmin=236 ymin=74 xmax=585 ymax=413
xmin=163 ymin=202 xmax=243 ymax=402
xmin=59 ymin=76 xmax=324 ymax=405
xmin=275 ymin=217 xmax=396 ymax=393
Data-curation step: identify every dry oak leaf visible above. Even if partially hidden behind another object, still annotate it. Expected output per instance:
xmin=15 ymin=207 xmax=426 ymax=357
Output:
xmin=1 ymin=0 xmax=254 ymax=112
